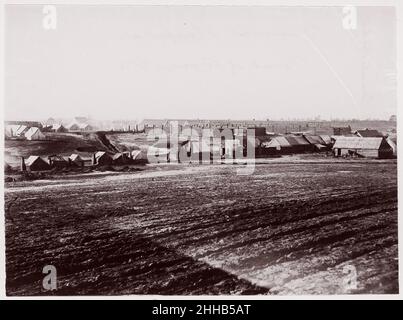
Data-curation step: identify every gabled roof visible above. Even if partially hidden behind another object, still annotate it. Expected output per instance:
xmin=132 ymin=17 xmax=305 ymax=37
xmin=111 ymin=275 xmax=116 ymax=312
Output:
xmin=285 ymin=135 xmax=310 ymax=146
xmin=70 ymin=154 xmax=83 ymax=161
xmin=262 ymin=139 xmax=279 ymax=148
xmin=78 ymin=123 xmax=92 ymax=129
xmin=25 ymin=156 xmax=45 ymax=166
xmin=263 ymin=136 xmax=291 ymax=148
xmin=49 ymin=155 xmax=67 ymax=162
xmin=387 ymin=135 xmax=397 ymax=144
xmin=95 ymin=151 xmax=108 ymax=159
xmin=132 ymin=150 xmax=148 ymax=160
xmin=303 ymin=135 xmax=326 ymax=145
xmin=333 ymin=137 xmax=385 ymax=150
xmin=6 ymin=124 xmax=20 ymax=131
xmin=52 ymin=123 xmax=65 ymax=130
xmin=16 ymin=125 xmax=29 ymax=135
xmin=5 ymin=125 xmax=20 ymax=136
xmin=112 ymin=153 xmax=126 ymax=160
xmin=274 ymin=136 xmax=292 ymax=147
xmin=26 ymin=156 xmax=39 ymax=166
xmin=387 ymin=138 xmax=397 ymax=148
xmin=355 ymin=129 xmax=384 ymax=138
xmin=25 ymin=127 xmax=43 ymax=138
xmin=131 ymin=150 xmax=148 ymax=160
xmin=319 ymin=135 xmax=332 ymax=145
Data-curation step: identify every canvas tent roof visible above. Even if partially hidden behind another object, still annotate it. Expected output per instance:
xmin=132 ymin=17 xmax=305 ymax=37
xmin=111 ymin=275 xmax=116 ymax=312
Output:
xmin=71 ymin=152 xmax=92 ymax=161
xmin=62 ymin=156 xmax=72 ymax=162
xmin=95 ymin=151 xmax=108 ymax=159
xmin=5 ymin=125 xmax=20 ymax=136
xmin=25 ymin=127 xmax=43 ymax=138
xmin=112 ymin=153 xmax=127 ymax=160
xmin=131 ymin=150 xmax=148 ymax=160
xmin=49 ymin=155 xmax=67 ymax=162
xmin=26 ymin=156 xmax=43 ymax=166
xmin=16 ymin=125 xmax=29 ymax=135
xmin=52 ymin=124 xmax=65 ymax=130
xmin=70 ymin=154 xmax=83 ymax=161
xmin=333 ymin=137 xmax=384 ymax=150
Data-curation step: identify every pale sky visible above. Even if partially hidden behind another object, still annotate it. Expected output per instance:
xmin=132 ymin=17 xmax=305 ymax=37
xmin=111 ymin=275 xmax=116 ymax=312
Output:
xmin=5 ymin=5 xmax=396 ymax=121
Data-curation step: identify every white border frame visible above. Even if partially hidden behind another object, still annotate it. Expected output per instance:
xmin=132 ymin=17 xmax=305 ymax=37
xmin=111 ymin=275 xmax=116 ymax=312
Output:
xmin=0 ymin=0 xmax=401 ymax=300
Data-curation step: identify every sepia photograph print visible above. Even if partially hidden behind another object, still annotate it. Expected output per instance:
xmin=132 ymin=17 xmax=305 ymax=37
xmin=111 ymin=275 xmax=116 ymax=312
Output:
xmin=0 ymin=1 xmax=400 ymax=301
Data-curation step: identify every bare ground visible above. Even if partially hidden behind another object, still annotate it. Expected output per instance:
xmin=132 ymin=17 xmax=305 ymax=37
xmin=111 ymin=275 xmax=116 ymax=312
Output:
xmin=4 ymin=160 xmax=398 ymax=295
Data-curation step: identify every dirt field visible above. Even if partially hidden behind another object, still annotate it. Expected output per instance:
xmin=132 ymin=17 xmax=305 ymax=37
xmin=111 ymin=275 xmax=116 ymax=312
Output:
xmin=5 ymin=159 xmax=398 ymax=295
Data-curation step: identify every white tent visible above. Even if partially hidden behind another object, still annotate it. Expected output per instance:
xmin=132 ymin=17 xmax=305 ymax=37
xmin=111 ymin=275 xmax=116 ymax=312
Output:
xmin=24 ymin=127 xmax=46 ymax=140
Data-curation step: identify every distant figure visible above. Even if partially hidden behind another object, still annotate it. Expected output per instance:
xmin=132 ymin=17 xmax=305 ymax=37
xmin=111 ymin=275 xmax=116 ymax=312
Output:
xmin=20 ymin=157 xmax=26 ymax=172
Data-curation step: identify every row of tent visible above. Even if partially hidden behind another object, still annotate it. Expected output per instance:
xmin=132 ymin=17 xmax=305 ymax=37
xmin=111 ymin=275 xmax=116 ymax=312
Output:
xmin=251 ymin=134 xmax=333 ymax=156
xmin=137 ymin=134 xmax=333 ymax=161
xmin=5 ymin=125 xmax=46 ymax=140
xmin=9 ymin=132 xmax=397 ymax=172
xmin=252 ymin=131 xmax=396 ymax=159
xmin=5 ymin=122 xmax=94 ymax=140
xmin=18 ymin=150 xmax=149 ymax=172
xmin=228 ymin=132 xmax=396 ymax=160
